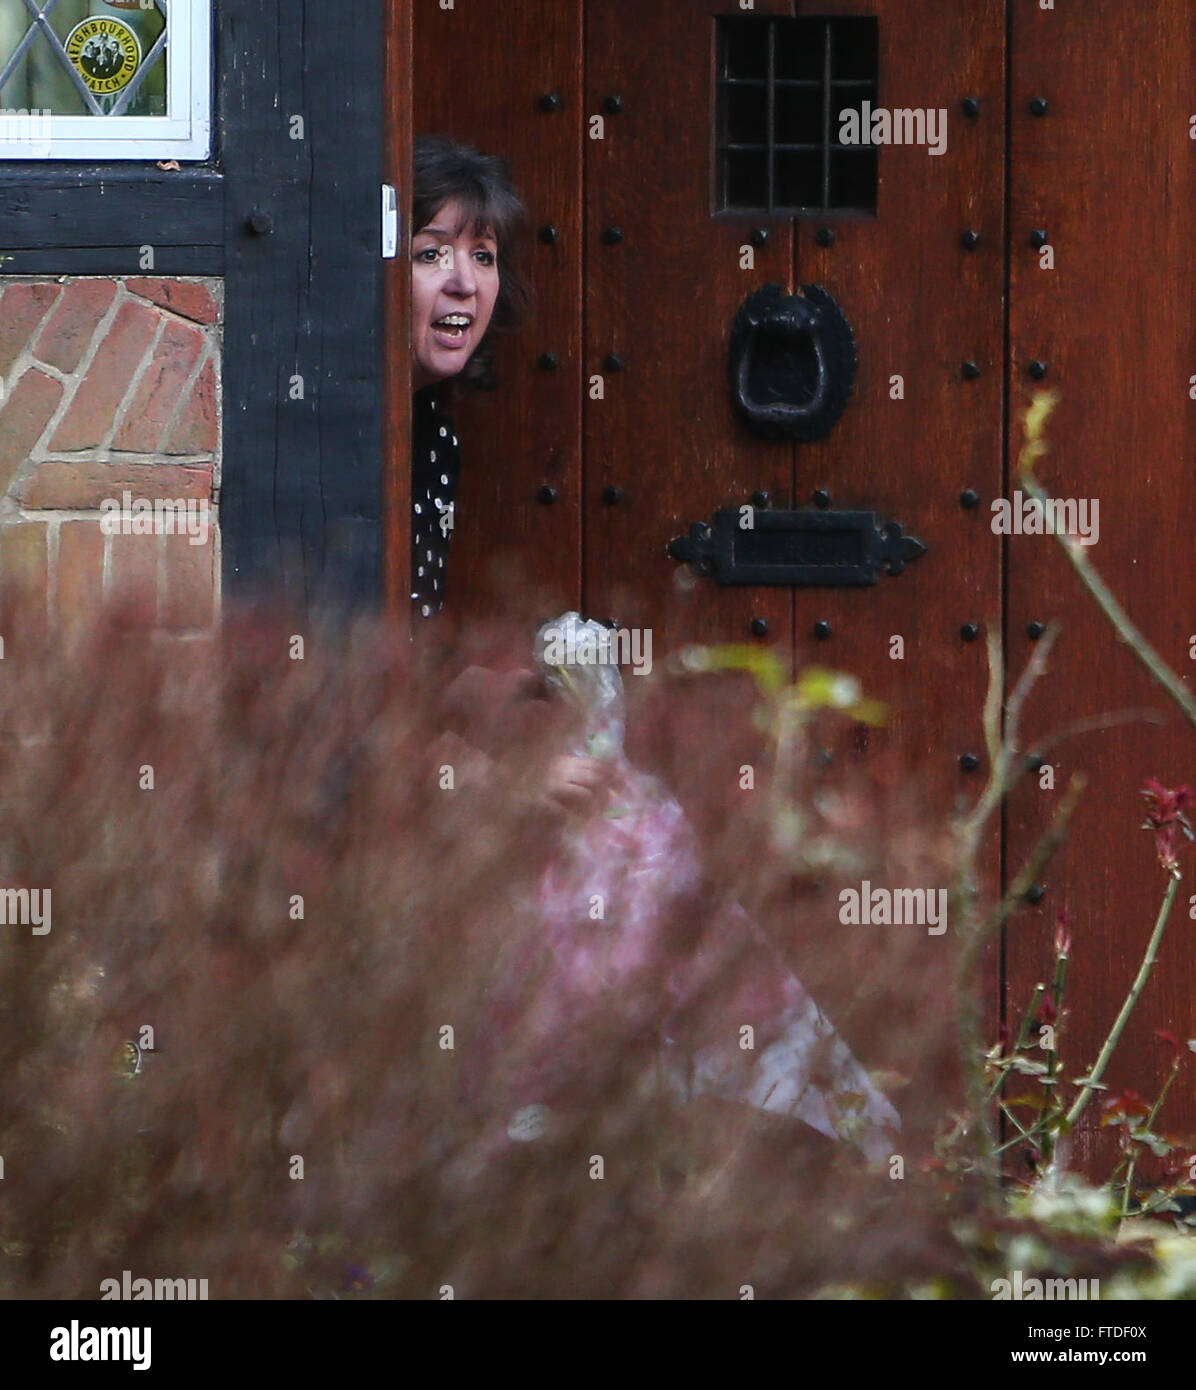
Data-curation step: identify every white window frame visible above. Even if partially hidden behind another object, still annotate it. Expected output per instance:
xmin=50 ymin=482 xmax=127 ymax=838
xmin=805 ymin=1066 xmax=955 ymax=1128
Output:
xmin=0 ymin=0 xmax=211 ymax=161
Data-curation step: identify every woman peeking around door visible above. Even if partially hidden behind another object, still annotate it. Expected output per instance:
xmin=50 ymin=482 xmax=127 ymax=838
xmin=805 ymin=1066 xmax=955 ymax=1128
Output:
xmin=408 ymin=134 xmax=529 ymax=621
xmin=410 ymin=134 xmax=611 ymax=814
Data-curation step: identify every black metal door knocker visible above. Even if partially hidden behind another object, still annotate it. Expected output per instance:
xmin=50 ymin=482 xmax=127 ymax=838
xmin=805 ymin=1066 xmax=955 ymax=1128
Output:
xmin=729 ymin=283 xmax=857 ymax=442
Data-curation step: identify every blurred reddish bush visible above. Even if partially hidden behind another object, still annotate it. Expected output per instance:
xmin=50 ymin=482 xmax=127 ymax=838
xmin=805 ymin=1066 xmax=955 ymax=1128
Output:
xmin=0 ymin=596 xmax=971 ymax=1299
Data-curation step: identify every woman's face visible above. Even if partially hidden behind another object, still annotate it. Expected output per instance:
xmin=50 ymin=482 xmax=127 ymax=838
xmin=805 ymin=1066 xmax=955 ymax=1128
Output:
xmin=411 ymin=198 xmax=500 ymax=390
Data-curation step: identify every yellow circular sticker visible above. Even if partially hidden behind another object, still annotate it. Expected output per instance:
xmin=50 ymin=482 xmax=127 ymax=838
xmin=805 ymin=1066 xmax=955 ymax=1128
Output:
xmin=65 ymin=17 xmax=142 ymax=97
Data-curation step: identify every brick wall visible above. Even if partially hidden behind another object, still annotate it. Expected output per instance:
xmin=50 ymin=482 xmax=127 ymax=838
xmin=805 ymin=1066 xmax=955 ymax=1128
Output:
xmin=0 ymin=275 xmax=221 ymax=639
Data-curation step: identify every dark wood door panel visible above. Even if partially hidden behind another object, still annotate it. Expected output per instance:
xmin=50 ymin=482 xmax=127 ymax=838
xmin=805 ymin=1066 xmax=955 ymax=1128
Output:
xmin=584 ymin=0 xmax=798 ymax=652
xmin=789 ymin=0 xmax=1006 ymax=810
xmin=771 ymin=0 xmax=1007 ymax=1064
xmin=384 ymin=0 xmax=412 ymax=624
xmin=583 ymin=0 xmax=1006 ymax=1068
xmin=1005 ymin=0 xmax=1196 ymax=1160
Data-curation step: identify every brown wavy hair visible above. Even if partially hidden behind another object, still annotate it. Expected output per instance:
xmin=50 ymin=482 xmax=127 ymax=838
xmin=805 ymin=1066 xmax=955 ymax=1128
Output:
xmin=413 ymin=134 xmax=531 ymax=391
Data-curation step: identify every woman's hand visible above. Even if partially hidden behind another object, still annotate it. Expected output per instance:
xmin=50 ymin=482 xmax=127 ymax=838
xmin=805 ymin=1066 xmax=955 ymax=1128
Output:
xmin=428 ymin=729 xmax=495 ymax=788
xmin=443 ymin=664 xmax=545 ymax=752
xmin=431 ymin=738 xmax=609 ymax=822
xmin=444 ymin=664 xmax=542 ymax=715
xmin=441 ymin=664 xmax=613 ymax=817
xmin=541 ymin=754 xmax=611 ymax=815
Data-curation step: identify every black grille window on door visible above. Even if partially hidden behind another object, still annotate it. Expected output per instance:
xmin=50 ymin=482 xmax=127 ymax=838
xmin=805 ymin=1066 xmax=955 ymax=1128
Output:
xmin=716 ymin=15 xmax=879 ymax=215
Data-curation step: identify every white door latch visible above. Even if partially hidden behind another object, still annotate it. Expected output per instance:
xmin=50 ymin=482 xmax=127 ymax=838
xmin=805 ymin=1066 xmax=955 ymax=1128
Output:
xmin=382 ymin=184 xmax=399 ymax=259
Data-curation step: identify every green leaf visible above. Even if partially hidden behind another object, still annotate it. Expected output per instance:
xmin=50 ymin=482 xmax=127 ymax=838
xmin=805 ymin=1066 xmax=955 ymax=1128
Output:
xmin=791 ymin=667 xmax=887 ymax=724
xmin=1005 ymin=1093 xmax=1053 ymax=1111
xmin=682 ymin=643 xmax=787 ymax=696
xmin=1128 ymin=1130 xmax=1173 ymax=1158
xmin=1010 ymin=1057 xmax=1050 ymax=1076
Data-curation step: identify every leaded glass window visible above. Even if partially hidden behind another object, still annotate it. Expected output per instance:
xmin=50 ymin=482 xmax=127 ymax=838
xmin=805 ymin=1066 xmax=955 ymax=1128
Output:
xmin=0 ymin=0 xmax=210 ymax=159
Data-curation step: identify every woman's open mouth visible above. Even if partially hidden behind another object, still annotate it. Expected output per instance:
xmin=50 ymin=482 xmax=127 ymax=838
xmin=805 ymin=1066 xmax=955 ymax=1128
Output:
xmin=431 ymin=313 xmax=472 ymax=348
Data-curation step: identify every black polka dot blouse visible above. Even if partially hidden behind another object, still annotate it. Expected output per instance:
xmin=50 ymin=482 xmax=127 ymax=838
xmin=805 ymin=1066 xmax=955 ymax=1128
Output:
xmin=411 ymin=385 xmax=460 ymax=619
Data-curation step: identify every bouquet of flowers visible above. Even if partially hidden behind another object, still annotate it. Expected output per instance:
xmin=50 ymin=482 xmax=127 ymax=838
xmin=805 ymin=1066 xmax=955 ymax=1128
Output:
xmin=471 ymin=614 xmax=900 ymax=1162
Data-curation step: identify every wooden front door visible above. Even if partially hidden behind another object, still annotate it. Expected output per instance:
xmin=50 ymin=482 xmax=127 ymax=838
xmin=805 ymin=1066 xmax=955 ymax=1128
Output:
xmin=1003 ymin=0 xmax=1196 ymax=1169
xmin=409 ymin=1 xmax=1196 ymax=1160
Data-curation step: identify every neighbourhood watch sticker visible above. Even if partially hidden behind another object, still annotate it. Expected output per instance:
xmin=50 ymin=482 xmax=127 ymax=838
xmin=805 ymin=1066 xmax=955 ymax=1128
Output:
xmin=65 ymin=18 xmax=142 ymax=96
